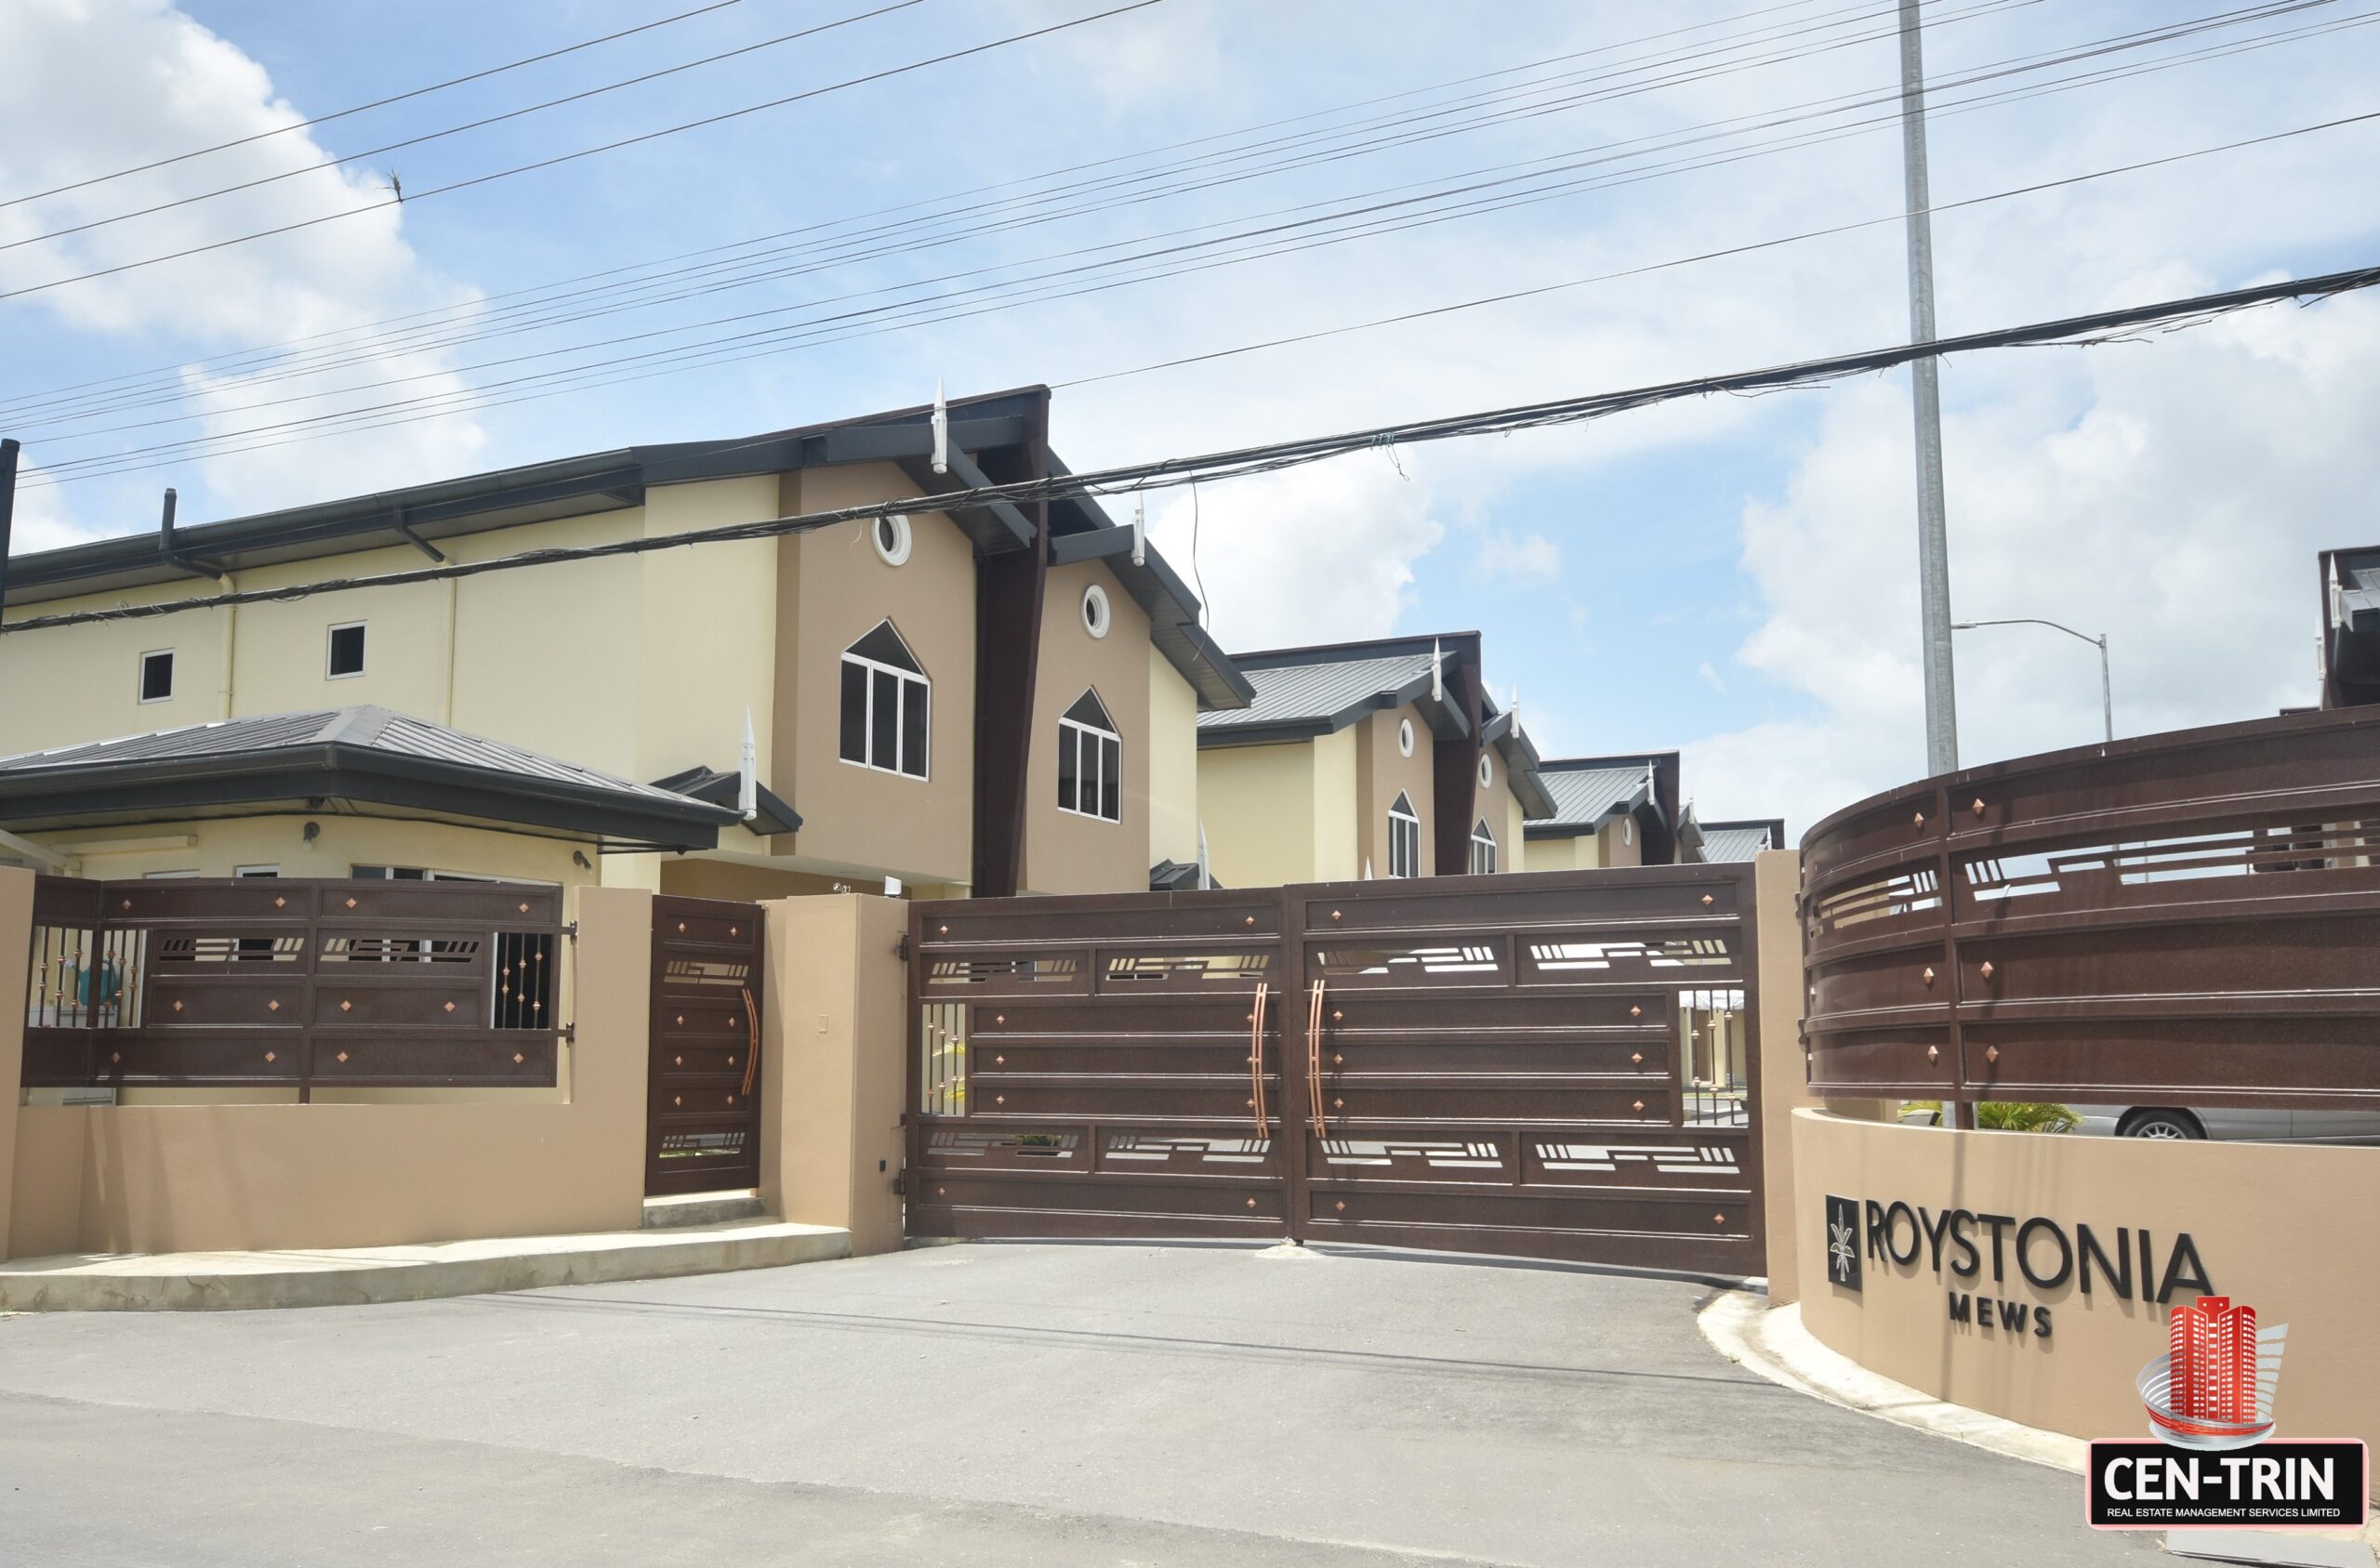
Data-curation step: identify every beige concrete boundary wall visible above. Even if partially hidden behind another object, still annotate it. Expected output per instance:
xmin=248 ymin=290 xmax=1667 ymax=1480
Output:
xmin=1752 ymin=850 xmax=1821 ymax=1303
xmin=758 ymin=894 xmax=906 ymax=1256
xmin=1793 ymin=1108 xmax=2380 ymax=1497
xmin=2 ymin=883 xmax=652 ymax=1259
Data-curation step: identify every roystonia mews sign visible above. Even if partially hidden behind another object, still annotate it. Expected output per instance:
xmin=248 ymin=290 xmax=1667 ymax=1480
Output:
xmin=1823 ymin=1193 xmax=2215 ymax=1340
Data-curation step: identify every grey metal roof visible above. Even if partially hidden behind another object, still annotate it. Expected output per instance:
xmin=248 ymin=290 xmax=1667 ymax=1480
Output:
xmin=1529 ymin=760 xmax=1652 ymax=834
xmin=0 ymin=706 xmax=735 ymax=848
xmin=0 ymin=708 xmax=699 ymax=805
xmin=1197 ymin=642 xmax=1444 ymax=741
xmin=1696 ymin=823 xmax=1779 ymax=862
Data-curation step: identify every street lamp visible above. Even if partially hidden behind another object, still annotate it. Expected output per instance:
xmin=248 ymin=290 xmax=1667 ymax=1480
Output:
xmin=1951 ymin=618 xmax=2113 ymax=743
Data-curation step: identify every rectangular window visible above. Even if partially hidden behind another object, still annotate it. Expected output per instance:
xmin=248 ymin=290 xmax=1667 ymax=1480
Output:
xmin=840 ymin=661 xmax=868 ymax=763
xmin=1057 ymin=717 xmax=1121 ymax=823
xmin=139 ymin=649 xmax=175 ymax=703
xmin=838 ymin=651 xmax=929 ymax=779
xmin=234 ymin=865 xmax=281 ymax=878
xmin=1389 ymin=809 xmax=1421 ymax=879
xmin=327 ymin=622 xmax=367 ymax=679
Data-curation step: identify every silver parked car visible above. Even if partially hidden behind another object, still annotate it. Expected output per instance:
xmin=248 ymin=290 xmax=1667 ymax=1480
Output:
xmin=2069 ymin=1104 xmax=2380 ymax=1145
xmin=1897 ymin=1103 xmax=2380 ymax=1144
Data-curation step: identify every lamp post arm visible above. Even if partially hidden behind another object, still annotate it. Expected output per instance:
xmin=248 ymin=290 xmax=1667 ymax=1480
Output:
xmin=1950 ymin=617 xmax=2115 ymax=744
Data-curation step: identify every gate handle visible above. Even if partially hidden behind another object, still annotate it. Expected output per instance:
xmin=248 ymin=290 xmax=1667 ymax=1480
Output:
xmin=739 ymin=986 xmax=760 ymax=1100
xmin=1249 ymin=982 xmax=1270 ymax=1138
xmin=1307 ymin=981 xmax=1328 ymax=1140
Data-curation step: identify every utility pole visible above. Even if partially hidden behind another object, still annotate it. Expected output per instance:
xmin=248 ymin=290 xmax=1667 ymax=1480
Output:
xmin=1898 ymin=0 xmax=1959 ymax=777
xmin=0 ymin=437 xmax=20 ymax=621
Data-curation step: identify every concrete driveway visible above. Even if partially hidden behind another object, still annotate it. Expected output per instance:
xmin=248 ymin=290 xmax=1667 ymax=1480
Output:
xmin=0 ymin=1241 xmax=2152 ymax=1566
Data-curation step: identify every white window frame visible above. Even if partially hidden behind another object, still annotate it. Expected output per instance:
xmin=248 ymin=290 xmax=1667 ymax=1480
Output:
xmin=1478 ymin=753 xmax=1494 ymax=790
xmin=1388 ymin=793 xmax=1421 ymax=879
xmin=326 ymin=620 xmax=368 ymax=679
xmin=840 ymin=631 xmax=931 ymax=781
xmin=234 ymin=864 xmax=281 ymax=878
xmin=138 ymin=648 xmax=176 ymax=705
xmin=1396 ymin=718 xmax=1415 ymax=757
xmin=1470 ymin=819 xmax=1498 ymax=876
xmin=872 ymin=512 xmax=912 ymax=566
xmin=1081 ymin=583 xmax=1111 ymax=639
xmin=1057 ymin=696 xmax=1122 ymax=824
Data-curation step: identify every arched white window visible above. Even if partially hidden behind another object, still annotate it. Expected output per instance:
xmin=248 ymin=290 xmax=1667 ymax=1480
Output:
xmin=1057 ymin=689 xmax=1121 ymax=822
xmin=1387 ymin=791 xmax=1421 ymax=879
xmin=840 ymin=621 xmax=929 ymax=779
xmin=1470 ymin=818 xmax=1497 ymax=876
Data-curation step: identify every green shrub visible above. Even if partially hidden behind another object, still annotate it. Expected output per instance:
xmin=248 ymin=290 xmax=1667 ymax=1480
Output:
xmin=1903 ymin=1100 xmax=2079 ymax=1134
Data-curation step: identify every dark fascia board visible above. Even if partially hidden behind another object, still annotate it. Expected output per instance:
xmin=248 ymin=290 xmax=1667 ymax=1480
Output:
xmin=648 ymin=765 xmax=802 ymax=836
xmin=4 ymin=388 xmax=1055 ymax=607
xmin=895 ymin=446 xmax=1037 ymax=555
xmin=1197 ymin=718 xmax=1337 ymax=749
xmin=0 ymin=745 xmax=736 ymax=849
xmin=1045 ymin=524 xmax=1255 ymax=712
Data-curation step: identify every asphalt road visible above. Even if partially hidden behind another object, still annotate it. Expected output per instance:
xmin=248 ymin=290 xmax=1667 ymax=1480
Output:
xmin=0 ymin=1241 xmax=2157 ymax=1566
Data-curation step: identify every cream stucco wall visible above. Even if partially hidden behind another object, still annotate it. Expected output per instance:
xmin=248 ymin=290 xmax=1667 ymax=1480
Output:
xmin=1024 ymin=559 xmax=1152 ymax=896
xmin=1499 ymin=774 xmax=1528 ymax=874
xmin=24 ymin=816 xmax=588 ymax=888
xmin=774 ymin=466 xmax=976 ymax=886
xmin=759 ymin=894 xmax=906 ymax=1257
xmin=1792 ymin=1108 xmax=2380 ymax=1497
xmin=1310 ymin=727 xmax=1358 ymax=884
xmin=1197 ymin=740 xmax=1317 ymax=888
xmin=1147 ymin=652 xmax=1201 ymax=871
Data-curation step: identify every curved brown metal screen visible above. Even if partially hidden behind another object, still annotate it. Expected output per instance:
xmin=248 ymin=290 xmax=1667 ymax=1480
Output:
xmin=906 ymin=868 xmax=1764 ymax=1275
xmin=1802 ymin=705 xmax=2380 ymax=1110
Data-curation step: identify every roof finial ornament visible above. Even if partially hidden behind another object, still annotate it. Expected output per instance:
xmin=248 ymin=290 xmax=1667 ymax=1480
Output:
xmin=738 ymin=707 xmax=759 ymax=824
xmin=1431 ymin=639 xmax=1444 ymax=705
xmin=1131 ymin=494 xmax=1147 ymax=568
xmin=931 ymin=377 xmax=949 ymax=477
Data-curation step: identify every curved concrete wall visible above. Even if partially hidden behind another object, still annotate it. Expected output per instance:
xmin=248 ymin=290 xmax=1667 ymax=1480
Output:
xmin=1792 ymin=1108 xmax=2380 ymax=1496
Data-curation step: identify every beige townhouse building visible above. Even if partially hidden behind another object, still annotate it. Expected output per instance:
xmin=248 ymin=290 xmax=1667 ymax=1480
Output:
xmin=1193 ymin=632 xmax=1553 ymax=888
xmin=0 ymin=388 xmax=1249 ymax=899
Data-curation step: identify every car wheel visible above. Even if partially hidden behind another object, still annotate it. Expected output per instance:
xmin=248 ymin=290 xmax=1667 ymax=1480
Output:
xmin=2121 ymin=1110 xmax=2202 ymax=1140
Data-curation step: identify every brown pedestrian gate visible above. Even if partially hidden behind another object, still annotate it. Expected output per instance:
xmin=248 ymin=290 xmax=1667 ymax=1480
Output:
xmin=647 ymin=895 xmax=765 ymax=1196
xmin=905 ymin=868 xmax=1764 ymax=1275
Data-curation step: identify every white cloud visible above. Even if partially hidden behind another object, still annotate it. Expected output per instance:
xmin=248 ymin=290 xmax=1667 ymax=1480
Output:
xmin=1687 ymin=289 xmax=2380 ymax=836
xmin=1474 ymin=527 xmax=1560 ymax=584
xmin=1144 ymin=455 xmax=1444 ymax=652
xmin=0 ymin=0 xmax=485 ymax=532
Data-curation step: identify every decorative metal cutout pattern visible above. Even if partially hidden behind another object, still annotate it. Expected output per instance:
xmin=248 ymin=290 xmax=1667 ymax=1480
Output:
xmin=656 ymin=1129 xmax=748 ymax=1162
xmin=157 ymin=933 xmax=306 ymax=965
xmin=1524 ymin=937 xmax=1731 ymax=974
xmin=319 ymin=935 xmax=477 ymax=963
xmin=1811 ymin=866 xmax=1940 ymax=935
xmin=1104 ymin=1133 xmax=1269 ymax=1164
xmin=919 ymin=1001 xmax=967 ymax=1116
xmin=1964 ymin=826 xmax=2379 ymax=906
xmin=1104 ymin=953 xmax=1272 ymax=983
xmin=660 ymin=955 xmax=752 ymax=990
xmin=1536 ymin=1142 xmax=1741 ymax=1175
xmin=1320 ymin=1138 xmax=1503 ymax=1169
xmin=928 ymin=1128 xmax=1080 ymax=1160
xmin=1315 ymin=944 xmax=1497 ymax=980
xmin=926 ymin=955 xmax=1080 ymax=987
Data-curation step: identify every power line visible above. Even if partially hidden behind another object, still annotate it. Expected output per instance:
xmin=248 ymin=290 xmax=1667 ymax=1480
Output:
xmin=11 ymin=0 xmax=2350 ymax=474
xmin=0 ymin=0 xmax=929 ymax=254
xmin=20 ymin=11 xmax=2372 ymax=486
xmin=0 ymin=0 xmax=1995 ymax=417
xmin=8 ymin=0 xmax=2060 ymax=441
xmin=0 ymin=0 xmax=747 ymax=212
xmin=0 ymin=0 xmax=1167 ymax=304
xmin=7 ymin=261 xmax=2375 ymax=636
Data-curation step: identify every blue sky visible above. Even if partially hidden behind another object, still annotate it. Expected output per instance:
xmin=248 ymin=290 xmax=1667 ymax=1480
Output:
xmin=5 ymin=0 xmax=2379 ymax=833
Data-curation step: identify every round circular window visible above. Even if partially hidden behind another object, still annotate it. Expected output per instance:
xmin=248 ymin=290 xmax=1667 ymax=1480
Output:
xmin=1081 ymin=583 xmax=1111 ymax=639
xmin=1397 ymin=718 xmax=1415 ymax=758
xmin=1478 ymin=754 xmax=1494 ymax=790
xmin=1622 ymin=818 xmax=1635 ymax=847
xmin=872 ymin=512 xmax=912 ymax=567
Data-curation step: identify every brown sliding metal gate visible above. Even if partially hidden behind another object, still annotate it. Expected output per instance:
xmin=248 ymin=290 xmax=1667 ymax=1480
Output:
xmin=906 ymin=867 xmax=1763 ymax=1275
xmin=647 ymin=895 xmax=765 ymax=1196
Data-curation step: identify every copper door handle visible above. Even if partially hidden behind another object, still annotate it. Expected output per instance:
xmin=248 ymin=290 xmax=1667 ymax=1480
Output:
xmin=739 ymin=987 xmax=760 ymax=1100
xmin=1308 ymin=981 xmax=1328 ymax=1140
xmin=1249 ymin=982 xmax=1270 ymax=1137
